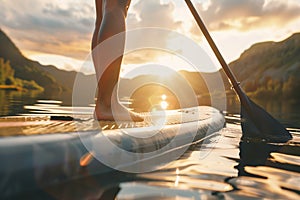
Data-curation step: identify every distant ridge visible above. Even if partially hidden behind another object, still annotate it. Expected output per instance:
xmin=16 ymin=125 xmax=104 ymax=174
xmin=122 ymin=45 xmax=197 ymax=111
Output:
xmin=0 ymin=28 xmax=299 ymax=105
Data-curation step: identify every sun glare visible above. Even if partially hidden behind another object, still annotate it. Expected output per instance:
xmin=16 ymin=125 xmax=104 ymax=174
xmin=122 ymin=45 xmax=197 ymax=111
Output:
xmin=160 ymin=94 xmax=169 ymax=109
xmin=160 ymin=101 xmax=169 ymax=110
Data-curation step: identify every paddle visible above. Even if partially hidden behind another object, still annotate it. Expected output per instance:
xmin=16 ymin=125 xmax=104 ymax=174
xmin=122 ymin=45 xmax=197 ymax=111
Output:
xmin=184 ymin=0 xmax=292 ymax=142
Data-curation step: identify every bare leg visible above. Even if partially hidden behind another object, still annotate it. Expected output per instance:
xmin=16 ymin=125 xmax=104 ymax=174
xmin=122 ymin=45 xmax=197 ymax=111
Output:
xmin=92 ymin=0 xmax=143 ymax=121
xmin=92 ymin=0 xmax=102 ymax=50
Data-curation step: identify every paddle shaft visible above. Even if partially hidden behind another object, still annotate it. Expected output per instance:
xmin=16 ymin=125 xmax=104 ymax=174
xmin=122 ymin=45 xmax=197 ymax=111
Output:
xmin=184 ymin=0 xmax=244 ymax=98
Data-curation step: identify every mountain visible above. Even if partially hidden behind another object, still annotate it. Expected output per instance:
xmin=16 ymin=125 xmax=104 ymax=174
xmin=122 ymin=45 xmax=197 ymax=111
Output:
xmin=229 ymin=33 xmax=300 ymax=101
xmin=0 ymin=29 xmax=65 ymax=94
xmin=41 ymin=65 xmax=94 ymax=92
xmin=0 ymin=29 xmax=97 ymax=97
xmin=1 ymin=27 xmax=299 ymax=108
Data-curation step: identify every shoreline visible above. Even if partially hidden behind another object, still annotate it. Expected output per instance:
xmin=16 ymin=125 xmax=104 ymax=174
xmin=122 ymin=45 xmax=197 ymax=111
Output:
xmin=0 ymin=85 xmax=24 ymax=91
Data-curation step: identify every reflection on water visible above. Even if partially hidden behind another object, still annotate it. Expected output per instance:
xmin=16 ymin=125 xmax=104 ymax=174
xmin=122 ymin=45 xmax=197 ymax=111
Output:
xmin=0 ymin=90 xmax=42 ymax=116
xmin=254 ymin=99 xmax=300 ymax=128
xmin=1 ymin=93 xmax=300 ymax=199
xmin=0 ymin=91 xmax=73 ymax=116
xmin=226 ymin=95 xmax=300 ymax=128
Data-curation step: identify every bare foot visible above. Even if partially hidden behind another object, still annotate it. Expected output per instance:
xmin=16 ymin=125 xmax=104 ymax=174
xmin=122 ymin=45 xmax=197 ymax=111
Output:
xmin=94 ymin=102 xmax=144 ymax=122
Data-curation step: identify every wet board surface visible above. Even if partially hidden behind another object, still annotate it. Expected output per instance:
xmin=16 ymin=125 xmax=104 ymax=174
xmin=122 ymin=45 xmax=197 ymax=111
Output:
xmin=0 ymin=106 xmax=225 ymax=197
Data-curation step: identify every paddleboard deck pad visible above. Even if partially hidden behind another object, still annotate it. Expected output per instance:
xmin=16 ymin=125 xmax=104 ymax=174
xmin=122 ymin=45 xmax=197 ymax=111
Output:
xmin=0 ymin=106 xmax=225 ymax=198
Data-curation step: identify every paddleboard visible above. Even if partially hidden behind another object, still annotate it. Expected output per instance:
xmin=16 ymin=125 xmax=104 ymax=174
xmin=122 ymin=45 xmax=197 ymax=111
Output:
xmin=0 ymin=106 xmax=225 ymax=198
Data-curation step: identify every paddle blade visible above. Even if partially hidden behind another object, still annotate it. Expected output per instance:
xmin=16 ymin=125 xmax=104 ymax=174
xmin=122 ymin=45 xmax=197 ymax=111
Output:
xmin=240 ymin=97 xmax=292 ymax=143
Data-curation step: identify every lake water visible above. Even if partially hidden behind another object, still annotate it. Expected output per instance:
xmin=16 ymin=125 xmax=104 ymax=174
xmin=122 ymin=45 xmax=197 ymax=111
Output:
xmin=0 ymin=90 xmax=300 ymax=199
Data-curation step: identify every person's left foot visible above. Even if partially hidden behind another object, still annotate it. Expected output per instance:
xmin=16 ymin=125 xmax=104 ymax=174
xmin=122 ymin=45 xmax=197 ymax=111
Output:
xmin=94 ymin=101 xmax=144 ymax=122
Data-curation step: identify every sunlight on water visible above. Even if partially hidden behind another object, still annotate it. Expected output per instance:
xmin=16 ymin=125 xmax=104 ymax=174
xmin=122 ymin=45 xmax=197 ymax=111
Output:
xmin=271 ymin=152 xmax=300 ymax=166
xmin=37 ymin=100 xmax=63 ymax=104
xmin=24 ymin=100 xmax=94 ymax=116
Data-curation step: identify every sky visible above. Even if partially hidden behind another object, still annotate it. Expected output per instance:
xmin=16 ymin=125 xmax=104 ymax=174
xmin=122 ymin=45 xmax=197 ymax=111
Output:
xmin=1 ymin=0 xmax=300 ymax=75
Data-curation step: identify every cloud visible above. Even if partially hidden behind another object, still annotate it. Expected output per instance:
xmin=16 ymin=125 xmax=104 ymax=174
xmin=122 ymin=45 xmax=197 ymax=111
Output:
xmin=3 ymin=0 xmax=298 ymax=71
xmin=0 ymin=0 xmax=94 ymax=59
xmin=191 ymin=0 xmax=300 ymax=32
xmin=0 ymin=0 xmax=183 ymax=64
xmin=124 ymin=0 xmax=182 ymax=64
xmin=128 ymin=0 xmax=181 ymax=29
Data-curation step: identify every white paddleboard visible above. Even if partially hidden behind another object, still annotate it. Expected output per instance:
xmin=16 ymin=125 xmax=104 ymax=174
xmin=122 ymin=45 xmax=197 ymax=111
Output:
xmin=0 ymin=106 xmax=225 ymax=198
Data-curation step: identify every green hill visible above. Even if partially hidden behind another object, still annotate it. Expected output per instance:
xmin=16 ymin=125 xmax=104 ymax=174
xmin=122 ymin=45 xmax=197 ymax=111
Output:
xmin=0 ymin=28 xmax=97 ymax=98
xmin=229 ymin=33 xmax=300 ymax=101
xmin=0 ymin=29 xmax=64 ymax=94
xmin=0 ymin=58 xmax=43 ymax=91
